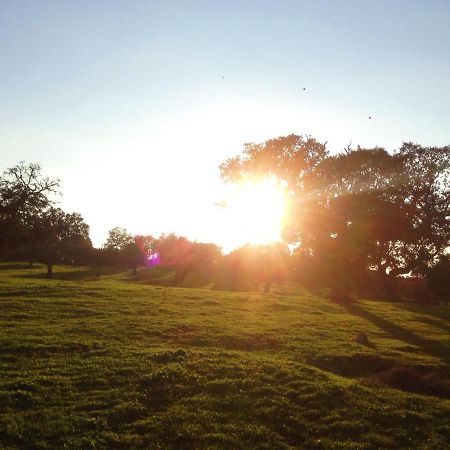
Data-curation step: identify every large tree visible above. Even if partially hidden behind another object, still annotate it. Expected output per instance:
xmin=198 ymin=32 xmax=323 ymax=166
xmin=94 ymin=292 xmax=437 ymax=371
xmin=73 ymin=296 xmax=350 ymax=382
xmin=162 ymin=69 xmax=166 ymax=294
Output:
xmin=0 ymin=162 xmax=59 ymax=258
xmin=311 ymin=144 xmax=450 ymax=296
xmin=396 ymin=143 xmax=450 ymax=275
xmin=303 ymin=147 xmax=414 ymax=298
xmin=221 ymin=136 xmax=450 ymax=301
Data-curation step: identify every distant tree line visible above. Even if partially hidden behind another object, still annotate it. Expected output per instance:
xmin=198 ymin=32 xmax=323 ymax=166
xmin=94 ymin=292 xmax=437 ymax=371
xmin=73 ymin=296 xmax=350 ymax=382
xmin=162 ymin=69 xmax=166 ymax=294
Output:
xmin=1 ymin=135 xmax=449 ymax=305
xmin=0 ymin=162 xmax=222 ymax=282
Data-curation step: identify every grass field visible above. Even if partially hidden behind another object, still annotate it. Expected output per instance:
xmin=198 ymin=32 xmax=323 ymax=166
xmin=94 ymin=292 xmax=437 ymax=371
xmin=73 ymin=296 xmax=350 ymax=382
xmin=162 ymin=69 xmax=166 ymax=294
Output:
xmin=0 ymin=263 xmax=449 ymax=449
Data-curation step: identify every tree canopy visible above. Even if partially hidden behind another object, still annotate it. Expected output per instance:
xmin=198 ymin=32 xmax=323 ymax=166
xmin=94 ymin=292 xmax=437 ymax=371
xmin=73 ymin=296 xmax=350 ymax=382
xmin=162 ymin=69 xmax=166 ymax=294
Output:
xmin=221 ymin=136 xmax=450 ymax=301
xmin=29 ymin=208 xmax=92 ymax=278
xmin=0 ymin=162 xmax=60 ymax=258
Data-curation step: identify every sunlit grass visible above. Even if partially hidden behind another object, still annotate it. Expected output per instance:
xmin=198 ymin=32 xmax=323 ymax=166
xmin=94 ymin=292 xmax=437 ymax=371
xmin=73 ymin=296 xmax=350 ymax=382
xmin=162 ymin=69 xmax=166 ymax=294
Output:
xmin=0 ymin=263 xmax=449 ymax=449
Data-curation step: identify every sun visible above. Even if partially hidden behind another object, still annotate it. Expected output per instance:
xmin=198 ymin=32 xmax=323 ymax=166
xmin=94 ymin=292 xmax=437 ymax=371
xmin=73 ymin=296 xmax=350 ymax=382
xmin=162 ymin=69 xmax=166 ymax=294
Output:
xmin=218 ymin=178 xmax=287 ymax=252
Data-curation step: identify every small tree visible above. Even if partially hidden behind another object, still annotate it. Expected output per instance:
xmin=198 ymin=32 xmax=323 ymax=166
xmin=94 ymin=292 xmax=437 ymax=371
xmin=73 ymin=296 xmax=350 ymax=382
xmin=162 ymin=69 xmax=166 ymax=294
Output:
xmin=103 ymin=228 xmax=153 ymax=275
xmin=156 ymin=234 xmax=221 ymax=286
xmin=30 ymin=208 xmax=92 ymax=278
xmin=91 ymin=247 xmax=111 ymax=277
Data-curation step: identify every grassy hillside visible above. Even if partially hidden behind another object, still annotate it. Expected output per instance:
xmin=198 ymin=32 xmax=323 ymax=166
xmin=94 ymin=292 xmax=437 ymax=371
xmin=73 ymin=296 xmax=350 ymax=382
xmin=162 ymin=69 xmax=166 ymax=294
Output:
xmin=0 ymin=264 xmax=449 ymax=449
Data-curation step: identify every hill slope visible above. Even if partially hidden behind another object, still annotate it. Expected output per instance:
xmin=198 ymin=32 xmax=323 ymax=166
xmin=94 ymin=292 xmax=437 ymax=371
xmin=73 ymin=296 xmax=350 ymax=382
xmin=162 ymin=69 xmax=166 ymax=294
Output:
xmin=0 ymin=264 xmax=449 ymax=449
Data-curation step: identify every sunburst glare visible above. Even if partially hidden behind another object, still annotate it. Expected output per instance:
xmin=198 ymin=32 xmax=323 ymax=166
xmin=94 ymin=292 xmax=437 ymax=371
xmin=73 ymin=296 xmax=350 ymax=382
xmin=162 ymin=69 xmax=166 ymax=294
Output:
xmin=218 ymin=178 xmax=286 ymax=252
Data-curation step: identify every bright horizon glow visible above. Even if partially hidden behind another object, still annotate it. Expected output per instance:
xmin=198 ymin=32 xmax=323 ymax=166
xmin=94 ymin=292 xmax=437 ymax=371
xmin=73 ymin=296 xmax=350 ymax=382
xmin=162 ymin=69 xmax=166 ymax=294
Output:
xmin=215 ymin=178 xmax=286 ymax=253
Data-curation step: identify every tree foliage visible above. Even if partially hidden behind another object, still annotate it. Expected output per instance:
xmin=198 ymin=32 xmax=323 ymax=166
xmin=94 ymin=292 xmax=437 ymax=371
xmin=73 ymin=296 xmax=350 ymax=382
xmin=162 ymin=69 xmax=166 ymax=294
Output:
xmin=0 ymin=162 xmax=60 ymax=258
xmin=216 ymin=243 xmax=291 ymax=292
xmin=29 ymin=208 xmax=92 ymax=278
xmin=221 ymin=136 xmax=450 ymax=301
xmin=220 ymin=134 xmax=328 ymax=192
xmin=102 ymin=228 xmax=155 ymax=275
xmin=156 ymin=234 xmax=221 ymax=285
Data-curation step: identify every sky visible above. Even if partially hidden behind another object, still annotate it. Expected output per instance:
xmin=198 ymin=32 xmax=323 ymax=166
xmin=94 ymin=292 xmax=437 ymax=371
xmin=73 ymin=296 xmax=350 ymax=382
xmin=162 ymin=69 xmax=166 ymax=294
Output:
xmin=1 ymin=0 xmax=449 ymax=249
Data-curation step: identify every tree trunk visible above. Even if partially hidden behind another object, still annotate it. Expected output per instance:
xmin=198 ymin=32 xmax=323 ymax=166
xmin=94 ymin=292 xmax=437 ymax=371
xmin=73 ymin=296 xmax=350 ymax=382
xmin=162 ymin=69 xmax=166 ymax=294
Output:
xmin=329 ymin=261 xmax=352 ymax=303
xmin=97 ymin=266 xmax=102 ymax=278
xmin=383 ymin=275 xmax=399 ymax=300
xmin=330 ymin=284 xmax=351 ymax=303
xmin=378 ymin=268 xmax=399 ymax=300
xmin=46 ymin=264 xmax=53 ymax=279
xmin=132 ymin=264 xmax=137 ymax=276
xmin=263 ymin=281 xmax=271 ymax=293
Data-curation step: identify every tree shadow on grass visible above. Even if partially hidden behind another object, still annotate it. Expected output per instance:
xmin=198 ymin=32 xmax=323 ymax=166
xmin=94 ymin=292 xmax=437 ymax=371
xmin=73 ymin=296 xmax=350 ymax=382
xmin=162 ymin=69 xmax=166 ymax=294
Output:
xmin=344 ymin=303 xmax=450 ymax=366
xmin=392 ymin=302 xmax=450 ymax=326
xmin=417 ymin=317 xmax=450 ymax=335
xmin=14 ymin=265 xmax=129 ymax=281
xmin=0 ymin=263 xmax=35 ymax=270
xmin=15 ymin=268 xmax=99 ymax=281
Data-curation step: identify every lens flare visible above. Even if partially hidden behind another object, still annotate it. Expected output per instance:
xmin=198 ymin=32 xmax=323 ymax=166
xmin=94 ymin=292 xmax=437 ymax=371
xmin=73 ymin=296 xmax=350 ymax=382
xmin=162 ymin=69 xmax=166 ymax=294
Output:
xmin=147 ymin=252 xmax=160 ymax=266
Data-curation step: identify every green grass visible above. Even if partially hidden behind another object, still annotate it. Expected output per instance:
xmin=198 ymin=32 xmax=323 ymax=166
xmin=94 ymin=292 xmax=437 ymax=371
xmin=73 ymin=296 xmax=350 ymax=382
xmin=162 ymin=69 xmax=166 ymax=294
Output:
xmin=0 ymin=263 xmax=449 ymax=449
